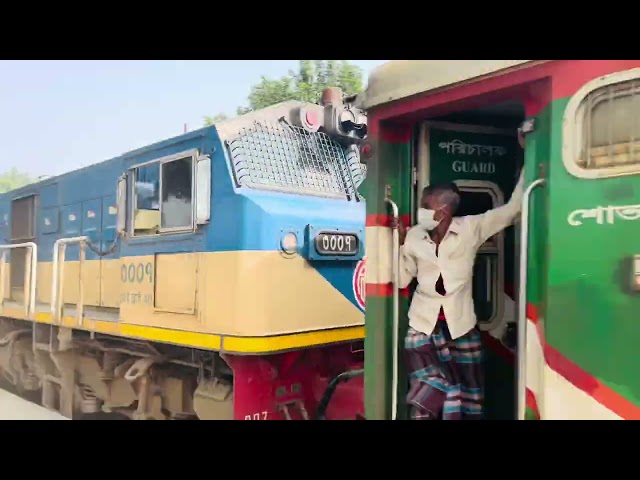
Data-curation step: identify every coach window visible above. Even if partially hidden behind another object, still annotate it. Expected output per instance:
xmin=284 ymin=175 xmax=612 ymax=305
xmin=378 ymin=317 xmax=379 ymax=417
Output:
xmin=131 ymin=151 xmax=195 ymax=236
xmin=564 ymin=69 xmax=640 ymax=178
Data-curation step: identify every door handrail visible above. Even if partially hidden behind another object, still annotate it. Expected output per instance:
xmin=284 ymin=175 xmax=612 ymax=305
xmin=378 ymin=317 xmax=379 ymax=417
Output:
xmin=385 ymin=193 xmax=400 ymax=421
xmin=51 ymin=236 xmax=88 ymax=325
xmin=517 ymin=178 xmax=545 ymax=420
xmin=0 ymin=242 xmax=38 ymax=318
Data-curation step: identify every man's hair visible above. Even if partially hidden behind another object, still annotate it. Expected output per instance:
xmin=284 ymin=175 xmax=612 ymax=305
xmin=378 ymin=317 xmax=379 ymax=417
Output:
xmin=422 ymin=182 xmax=461 ymax=214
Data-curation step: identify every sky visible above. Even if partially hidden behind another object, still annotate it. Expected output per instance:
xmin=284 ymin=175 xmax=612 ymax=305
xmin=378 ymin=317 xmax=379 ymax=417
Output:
xmin=0 ymin=60 xmax=387 ymax=178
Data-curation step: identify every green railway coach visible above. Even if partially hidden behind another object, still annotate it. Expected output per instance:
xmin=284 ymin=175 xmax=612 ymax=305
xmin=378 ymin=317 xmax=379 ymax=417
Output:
xmin=355 ymin=60 xmax=640 ymax=420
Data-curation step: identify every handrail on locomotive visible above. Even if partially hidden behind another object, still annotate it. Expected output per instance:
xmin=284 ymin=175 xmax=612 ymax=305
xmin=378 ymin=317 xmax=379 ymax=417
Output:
xmin=50 ymin=236 xmax=89 ymax=326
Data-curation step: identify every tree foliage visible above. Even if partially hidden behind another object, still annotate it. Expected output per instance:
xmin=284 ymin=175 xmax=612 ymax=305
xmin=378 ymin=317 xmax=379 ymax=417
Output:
xmin=0 ymin=167 xmax=35 ymax=193
xmin=1 ymin=62 xmax=365 ymax=193
xmin=203 ymin=113 xmax=230 ymax=126
xmin=203 ymin=60 xmax=364 ymax=125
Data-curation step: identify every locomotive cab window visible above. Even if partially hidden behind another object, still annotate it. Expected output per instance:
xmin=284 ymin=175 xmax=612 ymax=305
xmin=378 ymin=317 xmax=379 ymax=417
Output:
xmin=129 ymin=151 xmax=196 ymax=236
xmin=161 ymin=157 xmax=193 ymax=230
xmin=455 ymin=185 xmax=504 ymax=329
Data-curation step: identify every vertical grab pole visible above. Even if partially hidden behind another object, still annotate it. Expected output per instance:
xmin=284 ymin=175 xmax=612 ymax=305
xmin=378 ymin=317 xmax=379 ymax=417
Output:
xmin=517 ymin=178 xmax=545 ymax=420
xmin=51 ymin=236 xmax=89 ymax=324
xmin=0 ymin=251 xmax=6 ymax=311
xmin=23 ymin=248 xmax=31 ymax=316
xmin=28 ymin=244 xmax=37 ymax=318
xmin=385 ymin=186 xmax=400 ymax=421
xmin=51 ymin=241 xmax=60 ymax=321
xmin=77 ymin=241 xmax=85 ymax=326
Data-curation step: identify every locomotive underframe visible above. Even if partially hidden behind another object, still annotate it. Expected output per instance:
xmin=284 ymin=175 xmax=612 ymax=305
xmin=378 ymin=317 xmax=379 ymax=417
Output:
xmin=0 ymin=317 xmax=220 ymax=419
xmin=0 ymin=316 xmax=363 ymax=420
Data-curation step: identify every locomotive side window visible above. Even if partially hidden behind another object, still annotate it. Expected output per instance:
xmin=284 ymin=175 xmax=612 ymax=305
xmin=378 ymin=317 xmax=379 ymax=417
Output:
xmin=565 ymin=71 xmax=640 ymax=178
xmin=9 ymin=195 xmax=36 ymax=293
xmin=132 ymin=163 xmax=160 ymax=236
xmin=161 ymin=157 xmax=193 ymax=230
xmin=130 ymin=153 xmax=195 ymax=236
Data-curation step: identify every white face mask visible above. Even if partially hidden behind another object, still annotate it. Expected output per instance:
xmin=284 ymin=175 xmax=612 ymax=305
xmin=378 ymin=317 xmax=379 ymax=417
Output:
xmin=416 ymin=208 xmax=441 ymax=230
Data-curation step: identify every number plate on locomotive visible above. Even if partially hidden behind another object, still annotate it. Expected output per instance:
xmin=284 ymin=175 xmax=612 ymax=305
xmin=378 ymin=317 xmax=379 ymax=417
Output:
xmin=315 ymin=232 xmax=359 ymax=256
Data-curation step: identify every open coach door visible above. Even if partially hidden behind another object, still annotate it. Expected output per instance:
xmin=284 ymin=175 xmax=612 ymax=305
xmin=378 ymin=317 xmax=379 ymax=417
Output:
xmin=416 ymin=121 xmax=536 ymax=420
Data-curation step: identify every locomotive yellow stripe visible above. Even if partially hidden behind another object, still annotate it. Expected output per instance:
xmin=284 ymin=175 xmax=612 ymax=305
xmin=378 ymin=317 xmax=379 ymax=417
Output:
xmin=119 ymin=323 xmax=222 ymax=350
xmin=222 ymin=325 xmax=365 ymax=353
xmin=1 ymin=306 xmax=364 ymax=354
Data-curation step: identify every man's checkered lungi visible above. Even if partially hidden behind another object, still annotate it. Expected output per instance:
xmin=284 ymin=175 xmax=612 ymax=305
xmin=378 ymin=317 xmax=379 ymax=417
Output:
xmin=404 ymin=320 xmax=484 ymax=420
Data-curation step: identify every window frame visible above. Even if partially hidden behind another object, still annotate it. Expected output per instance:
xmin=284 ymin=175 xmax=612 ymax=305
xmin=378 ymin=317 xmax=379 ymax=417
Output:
xmin=456 ymin=180 xmax=506 ymax=332
xmin=9 ymin=193 xmax=38 ymax=242
xmin=563 ymin=67 xmax=640 ymax=180
xmin=8 ymin=193 xmax=38 ymax=294
xmin=127 ymin=148 xmax=199 ymax=238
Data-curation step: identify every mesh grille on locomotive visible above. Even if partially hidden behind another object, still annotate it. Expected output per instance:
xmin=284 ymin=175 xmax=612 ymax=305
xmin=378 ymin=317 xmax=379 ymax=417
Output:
xmin=227 ymin=121 xmax=363 ymax=201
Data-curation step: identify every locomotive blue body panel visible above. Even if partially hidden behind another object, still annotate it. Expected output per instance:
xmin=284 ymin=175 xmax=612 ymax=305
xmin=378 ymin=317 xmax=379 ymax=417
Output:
xmin=0 ymin=116 xmax=367 ymax=353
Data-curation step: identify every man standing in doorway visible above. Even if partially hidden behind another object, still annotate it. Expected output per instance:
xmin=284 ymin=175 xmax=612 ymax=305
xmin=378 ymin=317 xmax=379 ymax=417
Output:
xmin=394 ymin=129 xmax=525 ymax=420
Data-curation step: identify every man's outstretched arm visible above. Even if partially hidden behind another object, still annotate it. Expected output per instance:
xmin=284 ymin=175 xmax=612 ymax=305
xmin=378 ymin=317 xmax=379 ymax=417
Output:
xmin=472 ymin=170 xmax=525 ymax=245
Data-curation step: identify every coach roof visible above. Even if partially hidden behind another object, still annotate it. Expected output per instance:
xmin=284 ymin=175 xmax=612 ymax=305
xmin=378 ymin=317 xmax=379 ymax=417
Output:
xmin=360 ymin=60 xmax=539 ymax=110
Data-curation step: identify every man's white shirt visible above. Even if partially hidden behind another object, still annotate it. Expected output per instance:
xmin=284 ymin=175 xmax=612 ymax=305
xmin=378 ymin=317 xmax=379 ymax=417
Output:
xmin=399 ymin=172 xmax=525 ymax=340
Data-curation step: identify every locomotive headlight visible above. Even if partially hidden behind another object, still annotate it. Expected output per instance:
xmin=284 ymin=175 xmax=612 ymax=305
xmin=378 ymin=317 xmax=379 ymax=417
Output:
xmin=280 ymin=232 xmax=298 ymax=255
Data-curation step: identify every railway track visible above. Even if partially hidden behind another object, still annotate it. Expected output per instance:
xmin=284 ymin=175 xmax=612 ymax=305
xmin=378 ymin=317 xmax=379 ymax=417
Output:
xmin=0 ymin=385 xmax=67 ymax=420
xmin=0 ymin=383 xmax=127 ymax=420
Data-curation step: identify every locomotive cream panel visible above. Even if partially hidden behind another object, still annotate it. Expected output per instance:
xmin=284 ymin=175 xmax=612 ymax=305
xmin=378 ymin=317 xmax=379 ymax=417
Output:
xmin=1 ymin=251 xmax=364 ymax=338
xmin=154 ymin=253 xmax=198 ymax=314
xmin=118 ymin=255 xmax=156 ymax=317
xmin=101 ymin=259 xmax=121 ymax=308
xmin=201 ymin=251 xmax=363 ymax=336
xmin=31 ymin=261 xmax=116 ymax=308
